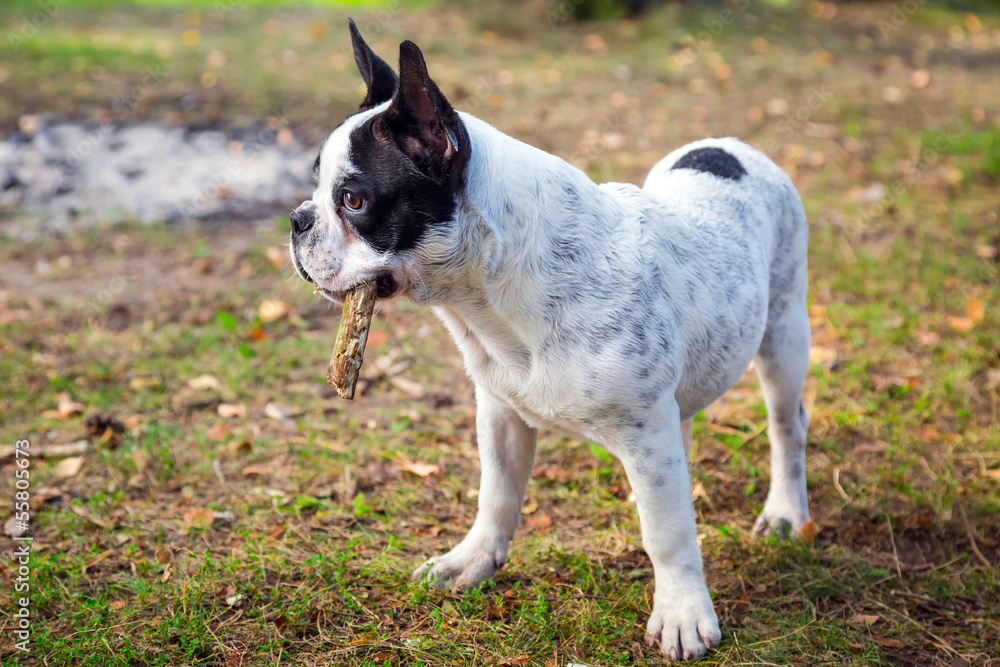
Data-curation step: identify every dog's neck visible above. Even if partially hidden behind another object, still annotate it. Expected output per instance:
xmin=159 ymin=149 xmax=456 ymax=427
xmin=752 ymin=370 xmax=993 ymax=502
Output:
xmin=423 ymin=112 xmax=622 ymax=361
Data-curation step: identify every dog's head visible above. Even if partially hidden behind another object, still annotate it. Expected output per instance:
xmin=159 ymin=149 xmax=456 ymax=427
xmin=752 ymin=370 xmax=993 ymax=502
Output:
xmin=290 ymin=20 xmax=470 ymax=304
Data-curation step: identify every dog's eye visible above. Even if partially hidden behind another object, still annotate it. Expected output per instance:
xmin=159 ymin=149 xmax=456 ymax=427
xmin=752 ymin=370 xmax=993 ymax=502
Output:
xmin=342 ymin=191 xmax=364 ymax=211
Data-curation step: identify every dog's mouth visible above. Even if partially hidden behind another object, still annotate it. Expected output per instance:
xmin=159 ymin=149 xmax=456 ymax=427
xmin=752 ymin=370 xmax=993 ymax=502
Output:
xmin=318 ymin=273 xmax=398 ymax=303
xmin=290 ymin=243 xmax=398 ymax=302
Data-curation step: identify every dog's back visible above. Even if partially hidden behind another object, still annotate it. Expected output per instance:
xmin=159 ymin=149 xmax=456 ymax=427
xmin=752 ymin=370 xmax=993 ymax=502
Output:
xmin=603 ymin=137 xmax=810 ymax=418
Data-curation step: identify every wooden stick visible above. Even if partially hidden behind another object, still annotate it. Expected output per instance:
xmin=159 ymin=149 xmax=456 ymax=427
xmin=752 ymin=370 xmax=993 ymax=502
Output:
xmin=326 ymin=280 xmax=377 ymax=399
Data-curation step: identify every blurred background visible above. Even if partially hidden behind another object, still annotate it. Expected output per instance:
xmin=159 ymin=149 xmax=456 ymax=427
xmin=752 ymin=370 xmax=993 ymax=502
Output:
xmin=1 ymin=1 xmax=999 ymax=666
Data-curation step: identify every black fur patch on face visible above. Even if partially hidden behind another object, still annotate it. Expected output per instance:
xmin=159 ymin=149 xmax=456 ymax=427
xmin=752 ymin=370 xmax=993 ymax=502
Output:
xmin=340 ymin=117 xmax=458 ymax=254
xmin=671 ymin=147 xmax=747 ymax=180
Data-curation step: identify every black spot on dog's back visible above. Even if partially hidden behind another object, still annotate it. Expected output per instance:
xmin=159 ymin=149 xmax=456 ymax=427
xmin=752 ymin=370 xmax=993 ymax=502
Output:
xmin=671 ymin=147 xmax=746 ymax=180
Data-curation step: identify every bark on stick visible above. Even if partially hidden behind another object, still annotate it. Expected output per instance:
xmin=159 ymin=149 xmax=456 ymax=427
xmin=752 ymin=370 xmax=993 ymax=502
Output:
xmin=326 ymin=280 xmax=377 ymax=399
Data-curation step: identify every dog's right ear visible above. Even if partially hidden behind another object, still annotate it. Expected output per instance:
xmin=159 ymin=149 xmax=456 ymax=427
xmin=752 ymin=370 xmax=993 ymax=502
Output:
xmin=348 ymin=18 xmax=398 ymax=110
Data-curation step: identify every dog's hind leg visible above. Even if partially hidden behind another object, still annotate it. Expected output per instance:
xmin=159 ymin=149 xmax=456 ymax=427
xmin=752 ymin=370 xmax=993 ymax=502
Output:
xmin=413 ymin=386 xmax=537 ymax=588
xmin=752 ymin=269 xmax=812 ymax=539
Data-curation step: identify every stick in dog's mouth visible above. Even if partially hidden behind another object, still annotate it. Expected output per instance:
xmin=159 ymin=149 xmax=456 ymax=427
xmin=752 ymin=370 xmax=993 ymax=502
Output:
xmin=326 ymin=280 xmax=378 ymax=399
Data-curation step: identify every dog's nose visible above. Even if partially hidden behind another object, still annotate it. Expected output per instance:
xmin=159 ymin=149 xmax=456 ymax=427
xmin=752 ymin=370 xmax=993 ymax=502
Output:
xmin=290 ymin=207 xmax=315 ymax=235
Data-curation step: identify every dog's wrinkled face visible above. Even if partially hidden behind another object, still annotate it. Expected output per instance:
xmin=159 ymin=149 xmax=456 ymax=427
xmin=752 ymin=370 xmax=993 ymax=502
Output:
xmin=290 ymin=20 xmax=470 ymax=304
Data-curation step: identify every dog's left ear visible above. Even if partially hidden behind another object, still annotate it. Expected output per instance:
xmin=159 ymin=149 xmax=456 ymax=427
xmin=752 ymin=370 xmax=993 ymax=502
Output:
xmin=381 ymin=40 xmax=469 ymax=187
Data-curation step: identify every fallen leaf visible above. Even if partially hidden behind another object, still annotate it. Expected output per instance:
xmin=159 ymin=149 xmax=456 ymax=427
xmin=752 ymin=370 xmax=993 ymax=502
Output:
xmin=367 ymin=329 xmax=389 ymax=347
xmin=265 ymin=246 xmax=287 ymax=268
xmin=242 ymin=463 xmax=273 ymax=477
xmin=967 ymin=298 xmax=985 ymax=323
xmin=264 ymin=402 xmax=302 ymax=421
xmin=975 ymin=244 xmax=997 ymax=259
xmin=4 ymin=516 xmax=28 ymax=538
xmin=526 ymin=515 xmax=553 ymax=534
xmin=154 ymin=546 xmax=172 ymax=564
xmin=874 ymin=637 xmax=905 ymax=648
xmin=521 ymin=500 xmax=538 ymax=515
xmin=948 ymin=316 xmax=974 ymax=332
xmin=229 ymin=439 xmax=253 ymax=454
xmin=109 ymin=600 xmax=127 ymax=610
xmin=130 ymin=375 xmax=164 ymax=391
xmin=399 ymin=461 xmax=439 ymax=478
xmin=800 ymin=519 xmax=819 ymax=543
xmin=54 ymin=456 xmax=84 ymax=478
xmin=849 ymin=613 xmax=880 ymax=626
xmin=57 ymin=392 xmax=84 ymax=419
xmin=217 ymin=403 xmax=246 ymax=418
xmin=809 ymin=345 xmax=838 ymax=367
xmin=188 ymin=374 xmax=220 ymax=390
xmin=909 ymin=69 xmax=931 ymax=89
xmin=389 ymin=375 xmax=425 ymax=398
xmin=916 ymin=330 xmax=940 ymax=345
xmin=259 ymin=299 xmax=288 ymax=323
xmin=206 ymin=423 xmax=229 ymax=441
xmin=183 ymin=507 xmax=214 ymax=530
xmin=131 ymin=449 xmax=150 ymax=472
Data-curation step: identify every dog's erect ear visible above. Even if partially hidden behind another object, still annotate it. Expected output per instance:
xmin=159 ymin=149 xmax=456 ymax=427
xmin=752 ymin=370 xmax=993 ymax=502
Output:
xmin=381 ymin=40 xmax=469 ymax=186
xmin=348 ymin=18 xmax=398 ymax=110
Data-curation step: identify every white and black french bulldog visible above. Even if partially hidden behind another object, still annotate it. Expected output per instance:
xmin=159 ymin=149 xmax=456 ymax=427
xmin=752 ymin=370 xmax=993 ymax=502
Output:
xmin=290 ymin=20 xmax=812 ymax=661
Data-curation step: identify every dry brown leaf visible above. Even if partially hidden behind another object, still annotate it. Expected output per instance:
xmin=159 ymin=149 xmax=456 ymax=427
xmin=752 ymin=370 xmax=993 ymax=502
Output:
xmin=849 ymin=613 xmax=880 ymax=626
xmin=154 ymin=546 xmax=172 ymax=564
xmin=54 ymin=456 xmax=84 ymax=478
xmin=229 ymin=439 xmax=253 ymax=455
xmin=4 ymin=516 xmax=28 ymax=538
xmin=874 ymin=637 xmax=905 ymax=648
xmin=241 ymin=463 xmax=272 ymax=477
xmin=206 ymin=423 xmax=229 ymax=441
xmin=183 ymin=507 xmax=214 ymax=530
xmin=916 ymin=330 xmax=940 ymax=345
xmin=521 ymin=500 xmax=539 ymax=515
xmin=389 ymin=375 xmax=425 ymax=398
xmin=967 ymin=298 xmax=985 ymax=323
xmin=264 ymin=402 xmax=302 ymax=421
xmin=129 ymin=375 xmax=164 ymax=391
xmin=367 ymin=329 xmax=389 ymax=347
xmin=800 ymin=519 xmax=819 ymax=543
xmin=187 ymin=374 xmax=220 ymax=390
xmin=399 ymin=461 xmax=439 ymax=478
xmin=109 ymin=600 xmax=127 ymax=610
xmin=259 ymin=299 xmax=288 ymax=323
xmin=809 ymin=345 xmax=838 ymax=367
xmin=525 ymin=515 xmax=553 ymax=533
xmin=217 ymin=403 xmax=246 ymax=418
xmin=57 ymin=392 xmax=84 ymax=419
xmin=131 ymin=449 xmax=150 ymax=472
xmin=265 ymin=245 xmax=287 ymax=268
xmin=948 ymin=316 xmax=975 ymax=332
xmin=975 ymin=244 xmax=998 ymax=259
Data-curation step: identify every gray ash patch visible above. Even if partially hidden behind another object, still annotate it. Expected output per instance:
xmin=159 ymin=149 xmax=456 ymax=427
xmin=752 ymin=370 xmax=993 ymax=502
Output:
xmin=0 ymin=120 xmax=313 ymax=236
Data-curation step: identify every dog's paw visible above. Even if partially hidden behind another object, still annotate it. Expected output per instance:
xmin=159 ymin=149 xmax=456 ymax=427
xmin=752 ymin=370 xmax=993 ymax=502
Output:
xmin=752 ymin=499 xmax=810 ymax=540
xmin=645 ymin=588 xmax=721 ymax=661
xmin=412 ymin=541 xmax=506 ymax=590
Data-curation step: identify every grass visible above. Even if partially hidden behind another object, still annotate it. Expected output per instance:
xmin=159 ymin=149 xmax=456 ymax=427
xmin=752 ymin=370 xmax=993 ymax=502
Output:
xmin=1 ymin=0 xmax=1000 ymax=665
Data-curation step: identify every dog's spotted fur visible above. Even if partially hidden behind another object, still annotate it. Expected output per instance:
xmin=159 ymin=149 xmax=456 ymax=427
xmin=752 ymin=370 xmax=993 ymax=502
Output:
xmin=290 ymin=24 xmax=812 ymax=661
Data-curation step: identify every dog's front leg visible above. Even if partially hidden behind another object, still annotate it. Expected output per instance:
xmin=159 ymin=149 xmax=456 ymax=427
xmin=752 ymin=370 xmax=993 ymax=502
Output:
xmin=616 ymin=399 xmax=721 ymax=660
xmin=413 ymin=386 xmax=537 ymax=589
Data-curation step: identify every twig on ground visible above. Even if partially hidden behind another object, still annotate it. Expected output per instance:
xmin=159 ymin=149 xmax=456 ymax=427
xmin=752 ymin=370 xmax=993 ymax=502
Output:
xmin=833 ymin=468 xmax=850 ymax=502
xmin=884 ymin=514 xmax=905 ymax=586
xmin=957 ymin=500 xmax=993 ymax=570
